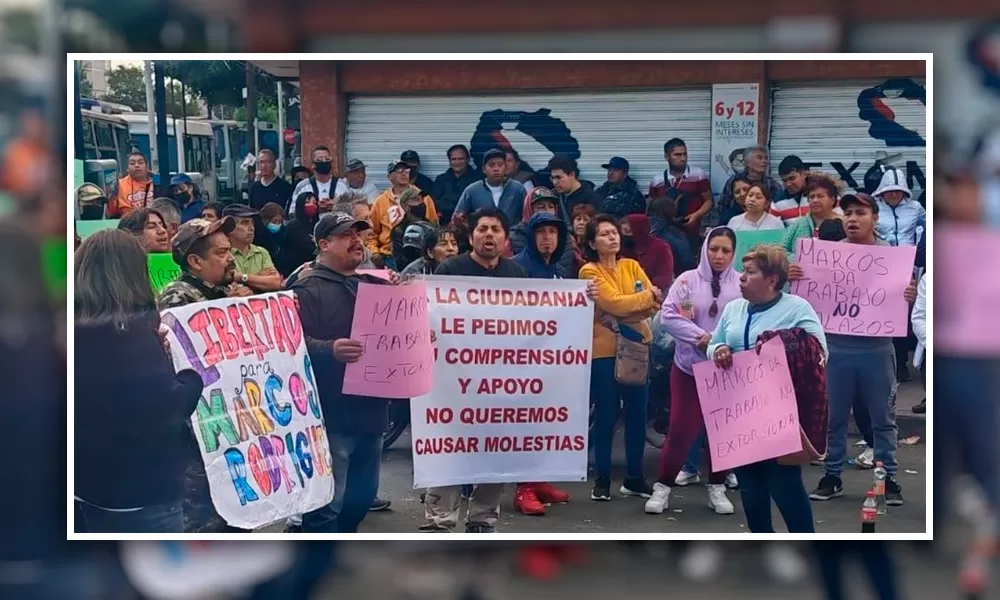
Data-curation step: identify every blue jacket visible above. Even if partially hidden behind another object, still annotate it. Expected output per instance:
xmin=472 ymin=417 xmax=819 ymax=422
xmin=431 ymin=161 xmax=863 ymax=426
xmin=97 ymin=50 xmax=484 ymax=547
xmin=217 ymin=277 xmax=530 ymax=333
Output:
xmin=453 ymin=178 xmax=527 ymax=226
xmin=512 ymin=212 xmax=568 ymax=279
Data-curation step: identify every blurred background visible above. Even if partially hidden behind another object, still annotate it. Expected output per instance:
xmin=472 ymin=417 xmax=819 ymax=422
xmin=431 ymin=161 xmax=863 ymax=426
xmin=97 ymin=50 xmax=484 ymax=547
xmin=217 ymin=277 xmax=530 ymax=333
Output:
xmin=5 ymin=1 xmax=1000 ymax=599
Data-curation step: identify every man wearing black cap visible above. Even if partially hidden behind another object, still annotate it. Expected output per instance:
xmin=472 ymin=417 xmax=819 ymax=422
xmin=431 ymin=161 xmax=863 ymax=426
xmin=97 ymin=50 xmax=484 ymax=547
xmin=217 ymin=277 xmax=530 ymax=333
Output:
xmin=401 ymin=150 xmax=435 ymax=197
xmin=789 ymin=192 xmax=917 ymax=508
xmin=453 ymin=148 xmax=527 ymax=227
xmin=222 ymin=204 xmax=283 ymax=294
xmin=595 ymin=156 xmax=647 ymax=220
xmin=157 ymin=216 xmax=252 ymax=533
xmin=291 ymin=212 xmax=398 ymax=533
xmin=336 ymin=158 xmax=381 ymax=204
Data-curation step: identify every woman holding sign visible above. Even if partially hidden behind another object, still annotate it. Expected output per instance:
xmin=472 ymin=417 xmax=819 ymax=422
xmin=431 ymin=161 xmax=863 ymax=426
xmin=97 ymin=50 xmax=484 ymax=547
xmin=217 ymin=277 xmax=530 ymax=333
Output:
xmin=580 ymin=215 xmax=662 ymax=502
xmin=645 ymin=227 xmax=741 ymax=517
xmin=708 ymin=244 xmax=827 ymax=533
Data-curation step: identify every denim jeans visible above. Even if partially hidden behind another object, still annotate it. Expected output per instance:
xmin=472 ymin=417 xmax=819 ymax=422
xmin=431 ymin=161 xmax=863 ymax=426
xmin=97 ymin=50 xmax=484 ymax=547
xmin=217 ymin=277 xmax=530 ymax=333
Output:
xmin=302 ymin=433 xmax=382 ymax=533
xmin=814 ymin=542 xmax=898 ymax=600
xmin=935 ymin=356 xmax=1000 ymax=532
xmin=590 ymin=358 xmax=648 ymax=481
xmin=248 ymin=543 xmax=337 ymax=600
xmin=75 ymin=499 xmax=184 ymax=533
xmin=735 ymin=460 xmax=815 ymax=533
xmin=682 ymin=429 xmax=706 ymax=474
xmin=0 ymin=556 xmax=132 ymax=600
xmin=825 ymin=346 xmax=898 ymax=478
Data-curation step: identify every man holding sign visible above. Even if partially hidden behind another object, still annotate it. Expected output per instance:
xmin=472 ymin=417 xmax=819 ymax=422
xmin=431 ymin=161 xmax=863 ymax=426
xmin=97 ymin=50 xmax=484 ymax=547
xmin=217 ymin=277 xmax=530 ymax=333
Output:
xmin=787 ymin=192 xmax=916 ymax=506
xmin=290 ymin=212 xmax=400 ymax=533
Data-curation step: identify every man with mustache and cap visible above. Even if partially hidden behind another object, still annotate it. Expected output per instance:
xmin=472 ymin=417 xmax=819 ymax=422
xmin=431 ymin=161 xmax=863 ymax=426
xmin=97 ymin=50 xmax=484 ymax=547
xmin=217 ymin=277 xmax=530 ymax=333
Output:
xmin=290 ymin=212 xmax=401 ymax=533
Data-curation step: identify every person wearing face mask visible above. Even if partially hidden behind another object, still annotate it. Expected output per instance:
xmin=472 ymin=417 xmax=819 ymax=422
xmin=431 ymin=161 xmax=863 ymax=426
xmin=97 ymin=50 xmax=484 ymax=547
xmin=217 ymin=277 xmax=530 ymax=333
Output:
xmin=370 ymin=161 xmax=439 ymax=269
xmin=256 ymin=202 xmax=291 ymax=275
xmin=282 ymin=191 xmax=324 ymax=276
xmin=169 ymin=174 xmax=205 ymax=224
xmin=390 ymin=189 xmax=436 ymax=272
xmin=619 ymin=214 xmax=674 ymax=291
xmin=289 ymin=146 xmax=336 ymax=215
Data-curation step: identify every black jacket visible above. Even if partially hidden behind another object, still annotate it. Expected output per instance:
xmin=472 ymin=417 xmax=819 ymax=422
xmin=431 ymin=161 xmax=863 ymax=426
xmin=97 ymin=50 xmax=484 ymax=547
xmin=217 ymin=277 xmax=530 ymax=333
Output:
xmin=412 ymin=171 xmax=435 ymax=198
xmin=596 ymin=177 xmax=647 ymax=219
xmin=433 ymin=168 xmax=483 ymax=223
xmin=74 ymin=313 xmax=203 ymax=509
xmin=560 ymin=183 xmax=603 ymax=215
xmin=290 ymin=264 xmax=389 ymax=435
xmin=247 ymin=177 xmax=294 ymax=212
xmin=434 ymin=253 xmax=527 ymax=278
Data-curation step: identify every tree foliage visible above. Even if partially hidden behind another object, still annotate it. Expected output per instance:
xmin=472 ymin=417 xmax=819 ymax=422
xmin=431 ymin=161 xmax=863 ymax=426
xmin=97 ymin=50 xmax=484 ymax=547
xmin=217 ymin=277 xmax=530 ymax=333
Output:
xmin=166 ymin=60 xmax=278 ymax=114
xmin=79 ymin=72 xmax=94 ymax=98
xmin=1 ymin=9 xmax=41 ymax=52
xmin=103 ymin=64 xmax=200 ymax=116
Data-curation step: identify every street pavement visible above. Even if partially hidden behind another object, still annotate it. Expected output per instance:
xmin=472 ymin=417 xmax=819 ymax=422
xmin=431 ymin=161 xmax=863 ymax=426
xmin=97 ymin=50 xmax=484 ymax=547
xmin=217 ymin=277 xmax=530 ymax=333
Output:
xmin=358 ymin=381 xmax=926 ymax=534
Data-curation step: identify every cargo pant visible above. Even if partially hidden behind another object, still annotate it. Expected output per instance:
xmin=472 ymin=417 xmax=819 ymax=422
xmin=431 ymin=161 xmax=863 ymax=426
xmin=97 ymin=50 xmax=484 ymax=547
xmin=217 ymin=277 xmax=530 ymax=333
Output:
xmin=422 ymin=484 xmax=505 ymax=531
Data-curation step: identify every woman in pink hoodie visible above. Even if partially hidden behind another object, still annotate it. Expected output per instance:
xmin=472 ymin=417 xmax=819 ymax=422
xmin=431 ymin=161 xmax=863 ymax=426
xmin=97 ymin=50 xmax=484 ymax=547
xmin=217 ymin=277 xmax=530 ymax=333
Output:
xmin=644 ymin=227 xmax=742 ymax=517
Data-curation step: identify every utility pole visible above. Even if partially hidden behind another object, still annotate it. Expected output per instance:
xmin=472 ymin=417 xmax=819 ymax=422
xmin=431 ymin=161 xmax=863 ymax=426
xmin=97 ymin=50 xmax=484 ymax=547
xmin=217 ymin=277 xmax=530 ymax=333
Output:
xmin=153 ymin=61 xmax=171 ymax=185
xmin=143 ymin=61 xmax=159 ymax=173
xmin=246 ymin=63 xmax=258 ymax=158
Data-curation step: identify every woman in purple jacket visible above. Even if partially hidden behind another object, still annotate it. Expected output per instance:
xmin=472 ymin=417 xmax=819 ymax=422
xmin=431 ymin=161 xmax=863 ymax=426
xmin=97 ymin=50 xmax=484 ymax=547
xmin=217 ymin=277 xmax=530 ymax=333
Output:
xmin=644 ymin=227 xmax=742 ymax=516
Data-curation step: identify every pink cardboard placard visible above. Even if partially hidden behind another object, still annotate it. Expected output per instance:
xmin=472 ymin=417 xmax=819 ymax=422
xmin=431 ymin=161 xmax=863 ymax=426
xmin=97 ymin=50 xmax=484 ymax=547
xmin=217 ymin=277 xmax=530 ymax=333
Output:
xmin=936 ymin=224 xmax=1000 ymax=355
xmin=343 ymin=280 xmax=434 ymax=399
xmin=692 ymin=336 xmax=802 ymax=472
xmin=356 ymin=269 xmax=393 ymax=281
xmin=791 ymin=238 xmax=915 ymax=337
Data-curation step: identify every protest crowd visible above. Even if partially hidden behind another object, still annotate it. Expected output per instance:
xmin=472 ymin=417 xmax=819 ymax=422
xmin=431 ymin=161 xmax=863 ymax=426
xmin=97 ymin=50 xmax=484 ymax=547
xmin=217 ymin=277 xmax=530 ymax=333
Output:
xmin=72 ymin=131 xmax=933 ymax=550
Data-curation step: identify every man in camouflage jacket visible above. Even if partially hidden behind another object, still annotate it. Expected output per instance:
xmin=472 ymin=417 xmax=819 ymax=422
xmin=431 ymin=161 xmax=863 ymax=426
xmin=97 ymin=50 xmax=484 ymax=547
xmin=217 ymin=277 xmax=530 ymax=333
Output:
xmin=157 ymin=216 xmax=248 ymax=533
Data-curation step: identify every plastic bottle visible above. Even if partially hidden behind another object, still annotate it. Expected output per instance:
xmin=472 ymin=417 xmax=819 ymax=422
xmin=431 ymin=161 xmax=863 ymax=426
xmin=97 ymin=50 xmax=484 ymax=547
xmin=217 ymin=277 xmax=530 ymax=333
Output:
xmin=861 ymin=489 xmax=877 ymax=533
xmin=873 ymin=461 xmax=888 ymax=515
xmin=634 ymin=280 xmax=644 ymax=293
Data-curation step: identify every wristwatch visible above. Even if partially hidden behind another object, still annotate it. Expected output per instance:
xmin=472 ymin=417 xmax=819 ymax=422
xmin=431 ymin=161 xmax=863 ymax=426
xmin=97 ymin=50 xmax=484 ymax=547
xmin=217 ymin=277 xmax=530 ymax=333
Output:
xmin=241 ymin=273 xmax=249 ymax=285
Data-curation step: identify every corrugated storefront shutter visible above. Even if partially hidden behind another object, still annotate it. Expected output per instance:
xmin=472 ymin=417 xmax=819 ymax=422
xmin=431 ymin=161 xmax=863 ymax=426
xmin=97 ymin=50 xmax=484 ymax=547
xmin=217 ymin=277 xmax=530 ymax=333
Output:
xmin=346 ymin=89 xmax=712 ymax=194
xmin=768 ymin=79 xmax=927 ymax=194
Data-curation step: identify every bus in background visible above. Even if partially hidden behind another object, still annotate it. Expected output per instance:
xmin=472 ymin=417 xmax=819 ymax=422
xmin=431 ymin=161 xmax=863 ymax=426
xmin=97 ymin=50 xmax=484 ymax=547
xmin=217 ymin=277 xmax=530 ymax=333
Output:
xmin=120 ymin=113 xmax=217 ymax=201
xmin=80 ymin=109 xmax=131 ymax=195
xmin=207 ymin=119 xmax=280 ymax=203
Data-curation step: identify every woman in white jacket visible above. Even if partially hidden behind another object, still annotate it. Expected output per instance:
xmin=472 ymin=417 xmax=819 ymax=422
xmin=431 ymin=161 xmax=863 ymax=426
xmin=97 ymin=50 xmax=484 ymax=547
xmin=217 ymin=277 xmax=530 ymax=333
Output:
xmin=910 ymin=274 xmax=926 ymax=414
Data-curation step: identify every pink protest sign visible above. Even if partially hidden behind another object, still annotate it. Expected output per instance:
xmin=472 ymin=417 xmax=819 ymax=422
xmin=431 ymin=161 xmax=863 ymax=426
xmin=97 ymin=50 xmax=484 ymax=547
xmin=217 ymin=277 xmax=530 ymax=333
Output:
xmin=357 ymin=269 xmax=393 ymax=281
xmin=692 ymin=337 xmax=802 ymax=472
xmin=791 ymin=238 xmax=915 ymax=337
xmin=936 ymin=224 xmax=1000 ymax=355
xmin=344 ymin=280 xmax=434 ymax=399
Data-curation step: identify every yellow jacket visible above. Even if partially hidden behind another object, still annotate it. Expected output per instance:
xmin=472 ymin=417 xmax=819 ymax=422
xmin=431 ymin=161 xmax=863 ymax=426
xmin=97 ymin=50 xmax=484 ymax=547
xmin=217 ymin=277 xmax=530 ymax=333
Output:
xmin=578 ymin=258 xmax=659 ymax=359
xmin=367 ymin=187 xmax=439 ymax=257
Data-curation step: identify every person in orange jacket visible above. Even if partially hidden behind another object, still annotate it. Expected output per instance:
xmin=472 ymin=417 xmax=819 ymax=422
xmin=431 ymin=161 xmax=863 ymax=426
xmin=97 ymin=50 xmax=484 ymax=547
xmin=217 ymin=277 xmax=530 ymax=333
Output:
xmin=107 ymin=151 xmax=155 ymax=218
xmin=368 ymin=160 xmax=438 ymax=268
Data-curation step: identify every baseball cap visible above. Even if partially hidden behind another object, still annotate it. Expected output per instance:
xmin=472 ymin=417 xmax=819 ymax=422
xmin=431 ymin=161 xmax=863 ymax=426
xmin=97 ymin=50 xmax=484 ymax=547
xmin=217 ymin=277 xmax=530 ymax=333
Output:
xmin=482 ymin=148 xmax=506 ymax=164
xmin=528 ymin=187 xmax=560 ymax=205
xmin=313 ymin=212 xmax=371 ymax=241
xmin=222 ymin=203 xmax=259 ymax=218
xmin=400 ymin=150 xmax=421 ymax=165
xmin=387 ymin=160 xmax=409 ymax=175
xmin=172 ymin=216 xmax=237 ymax=266
xmin=839 ymin=191 xmax=879 ymax=214
xmin=402 ymin=224 xmax=429 ymax=250
xmin=170 ymin=173 xmax=193 ymax=187
xmin=600 ymin=156 xmax=630 ymax=171
xmin=76 ymin=183 xmax=107 ymax=206
xmin=345 ymin=158 xmax=366 ymax=172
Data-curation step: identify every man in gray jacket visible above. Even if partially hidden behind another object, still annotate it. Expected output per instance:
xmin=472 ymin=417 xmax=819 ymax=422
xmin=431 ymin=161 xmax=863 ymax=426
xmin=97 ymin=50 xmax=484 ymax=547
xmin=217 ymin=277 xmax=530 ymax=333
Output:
xmin=452 ymin=148 xmax=527 ymax=227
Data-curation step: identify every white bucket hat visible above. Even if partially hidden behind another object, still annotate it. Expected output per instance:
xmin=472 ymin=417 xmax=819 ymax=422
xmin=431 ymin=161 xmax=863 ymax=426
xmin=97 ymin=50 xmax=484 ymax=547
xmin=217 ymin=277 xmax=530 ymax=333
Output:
xmin=872 ymin=167 xmax=912 ymax=201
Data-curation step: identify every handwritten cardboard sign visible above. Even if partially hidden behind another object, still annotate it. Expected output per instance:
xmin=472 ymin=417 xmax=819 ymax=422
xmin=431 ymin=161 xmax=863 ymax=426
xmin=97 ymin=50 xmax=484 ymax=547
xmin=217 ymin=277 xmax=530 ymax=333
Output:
xmin=343 ymin=280 xmax=434 ymax=399
xmin=733 ymin=228 xmax=786 ymax=272
xmin=148 ymin=253 xmax=181 ymax=293
xmin=160 ymin=292 xmax=334 ymax=529
xmin=791 ymin=238 xmax=915 ymax=337
xmin=356 ymin=268 xmax=393 ymax=281
xmin=692 ymin=336 xmax=802 ymax=472
xmin=937 ymin=224 xmax=1000 ymax=355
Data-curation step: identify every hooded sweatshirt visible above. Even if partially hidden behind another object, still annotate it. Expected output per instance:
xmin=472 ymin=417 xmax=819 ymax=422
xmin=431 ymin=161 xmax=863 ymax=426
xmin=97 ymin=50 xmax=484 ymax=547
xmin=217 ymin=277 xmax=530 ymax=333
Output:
xmin=596 ymin=176 xmax=647 ymax=219
xmin=621 ymin=214 xmax=675 ymax=291
xmin=510 ymin=192 xmax=577 ymax=276
xmin=873 ymin=168 xmax=925 ymax=247
xmin=512 ymin=212 xmax=569 ymax=279
xmin=659 ymin=228 xmax=742 ymax=375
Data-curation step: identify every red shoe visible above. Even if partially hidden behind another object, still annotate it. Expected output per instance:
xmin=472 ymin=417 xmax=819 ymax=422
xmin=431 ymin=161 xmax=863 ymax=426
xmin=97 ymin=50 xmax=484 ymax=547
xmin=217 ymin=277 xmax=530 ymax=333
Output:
xmin=519 ymin=545 xmax=562 ymax=580
xmin=534 ymin=482 xmax=570 ymax=505
xmin=515 ymin=485 xmax=546 ymax=515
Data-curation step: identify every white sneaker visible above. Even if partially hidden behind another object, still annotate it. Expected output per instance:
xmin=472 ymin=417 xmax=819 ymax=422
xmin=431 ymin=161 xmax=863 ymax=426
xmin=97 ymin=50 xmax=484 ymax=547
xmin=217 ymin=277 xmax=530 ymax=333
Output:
xmin=674 ymin=470 xmax=701 ymax=486
xmin=725 ymin=472 xmax=739 ymax=489
xmin=679 ymin=542 xmax=724 ymax=582
xmin=707 ymin=484 xmax=734 ymax=515
xmin=644 ymin=482 xmax=671 ymax=514
xmin=856 ymin=447 xmax=875 ymax=469
xmin=763 ymin=544 xmax=808 ymax=583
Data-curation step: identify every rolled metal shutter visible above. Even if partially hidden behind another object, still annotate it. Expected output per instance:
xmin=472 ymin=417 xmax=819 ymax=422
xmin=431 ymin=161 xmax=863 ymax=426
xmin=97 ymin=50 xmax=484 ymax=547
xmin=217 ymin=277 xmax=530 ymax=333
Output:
xmin=346 ymin=89 xmax=712 ymax=194
xmin=768 ymin=79 xmax=927 ymax=194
